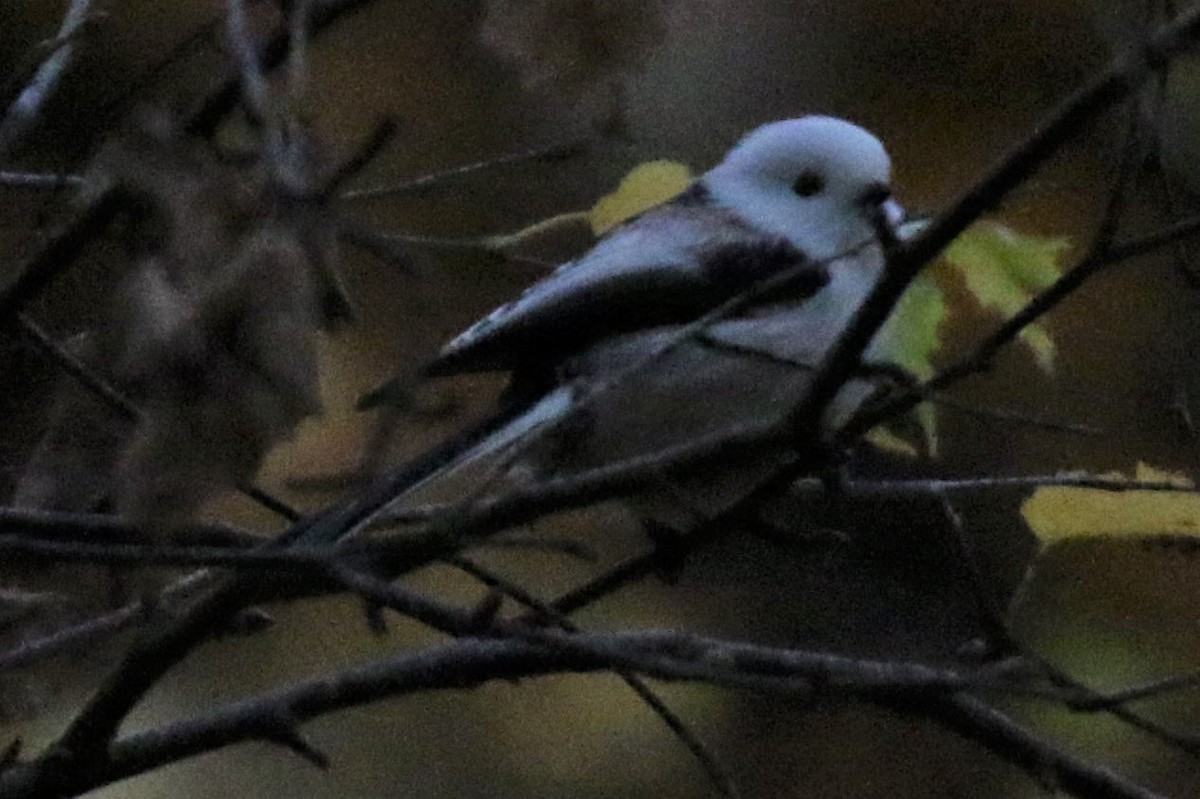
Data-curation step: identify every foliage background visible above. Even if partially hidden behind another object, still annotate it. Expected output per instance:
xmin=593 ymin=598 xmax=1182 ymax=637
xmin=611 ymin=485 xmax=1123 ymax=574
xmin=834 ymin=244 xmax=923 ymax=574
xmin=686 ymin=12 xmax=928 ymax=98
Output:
xmin=1 ymin=1 xmax=1198 ymax=796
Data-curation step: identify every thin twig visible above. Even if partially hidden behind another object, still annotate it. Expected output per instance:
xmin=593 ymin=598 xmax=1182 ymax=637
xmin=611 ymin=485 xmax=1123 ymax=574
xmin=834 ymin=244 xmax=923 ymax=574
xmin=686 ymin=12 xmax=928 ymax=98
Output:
xmin=225 ymin=0 xmax=284 ymax=164
xmin=340 ymin=138 xmax=589 ymax=201
xmin=933 ymin=491 xmax=1012 ymax=645
xmin=98 ymin=19 xmax=222 ymax=128
xmin=334 ymin=219 xmax=414 ymax=270
xmin=468 ymin=535 xmax=598 ymax=561
xmin=286 ymin=0 xmax=316 ymax=114
xmin=0 ymin=171 xmax=83 ymax=190
xmin=449 ymin=555 xmax=741 ymax=799
xmin=186 ymin=0 xmax=389 ymax=138
xmin=0 ymin=505 xmax=259 ymax=547
xmin=1071 ymin=669 xmax=1200 ymax=710
xmin=540 ymin=552 xmax=668 ymax=618
xmin=0 ymin=0 xmax=98 ymax=160
xmin=901 ymin=693 xmax=1170 ymax=799
xmin=932 ymin=393 xmax=1104 ymax=436
xmin=1038 ymin=661 xmax=1200 ymax=755
xmin=326 ymin=563 xmax=474 ymax=633
xmin=809 ymin=472 xmax=1200 ymax=497
xmin=376 ymin=468 xmax=1200 ymax=529
xmin=1088 ymin=98 xmax=1144 ymax=258
xmin=0 ymin=569 xmax=215 ymax=673
xmin=312 ymin=118 xmax=398 ymax=202
xmin=14 ymin=314 xmax=301 ymax=521
xmin=698 ymin=327 xmax=1103 ymax=437
xmin=15 ymin=314 xmax=137 ymax=417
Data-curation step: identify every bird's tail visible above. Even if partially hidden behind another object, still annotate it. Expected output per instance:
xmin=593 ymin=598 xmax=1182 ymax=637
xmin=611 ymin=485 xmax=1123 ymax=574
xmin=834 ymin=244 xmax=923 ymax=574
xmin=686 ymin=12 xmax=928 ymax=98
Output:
xmin=287 ymin=384 xmax=555 ymax=547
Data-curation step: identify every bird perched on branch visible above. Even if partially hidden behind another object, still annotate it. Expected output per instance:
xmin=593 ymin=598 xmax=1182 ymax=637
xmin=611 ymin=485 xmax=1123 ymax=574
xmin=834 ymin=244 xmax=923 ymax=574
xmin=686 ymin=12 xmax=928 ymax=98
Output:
xmin=366 ymin=115 xmax=907 ymax=533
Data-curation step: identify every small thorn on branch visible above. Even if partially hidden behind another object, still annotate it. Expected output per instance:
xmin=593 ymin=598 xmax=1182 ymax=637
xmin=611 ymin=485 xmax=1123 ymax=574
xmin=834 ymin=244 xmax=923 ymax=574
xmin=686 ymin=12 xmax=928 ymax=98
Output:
xmin=0 ymin=739 xmax=21 ymax=772
xmin=362 ymin=599 xmax=389 ymax=636
xmin=262 ymin=710 xmax=329 ymax=770
xmin=467 ymin=590 xmax=504 ymax=633
xmin=315 ymin=117 xmax=399 ymax=202
xmin=222 ymin=608 xmax=276 ymax=637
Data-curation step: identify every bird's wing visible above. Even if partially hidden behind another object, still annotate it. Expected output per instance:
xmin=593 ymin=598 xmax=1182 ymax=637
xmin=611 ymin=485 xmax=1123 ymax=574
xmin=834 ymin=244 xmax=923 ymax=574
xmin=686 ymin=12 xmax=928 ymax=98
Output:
xmin=424 ymin=185 xmax=827 ymax=376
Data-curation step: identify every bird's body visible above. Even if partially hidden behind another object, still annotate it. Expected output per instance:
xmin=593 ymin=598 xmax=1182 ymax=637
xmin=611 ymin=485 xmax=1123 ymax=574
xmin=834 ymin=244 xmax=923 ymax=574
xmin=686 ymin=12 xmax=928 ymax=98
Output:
xmin=382 ymin=116 xmax=905 ymax=529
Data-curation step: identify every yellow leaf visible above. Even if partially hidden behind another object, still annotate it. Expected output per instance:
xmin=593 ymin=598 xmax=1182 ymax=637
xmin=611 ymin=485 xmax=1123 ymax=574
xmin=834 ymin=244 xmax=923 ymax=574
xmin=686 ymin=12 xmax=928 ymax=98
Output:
xmin=863 ymin=403 xmax=939 ymax=460
xmin=588 ymin=160 xmax=694 ymax=235
xmin=878 ymin=272 xmax=945 ymax=381
xmin=868 ymin=273 xmax=946 ymax=458
xmin=864 ymin=426 xmax=920 ymax=459
xmin=1134 ymin=462 xmax=1193 ymax=487
xmin=915 ymin=403 xmax=939 ymax=459
xmin=944 ymin=222 xmax=1068 ymax=373
xmin=1021 ymin=462 xmax=1200 ymax=545
xmin=1020 ymin=324 xmax=1055 ymax=374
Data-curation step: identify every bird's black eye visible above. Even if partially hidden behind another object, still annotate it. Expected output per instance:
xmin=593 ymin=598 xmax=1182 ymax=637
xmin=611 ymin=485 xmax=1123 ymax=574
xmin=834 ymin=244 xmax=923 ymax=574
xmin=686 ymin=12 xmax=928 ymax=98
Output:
xmin=792 ymin=170 xmax=825 ymax=197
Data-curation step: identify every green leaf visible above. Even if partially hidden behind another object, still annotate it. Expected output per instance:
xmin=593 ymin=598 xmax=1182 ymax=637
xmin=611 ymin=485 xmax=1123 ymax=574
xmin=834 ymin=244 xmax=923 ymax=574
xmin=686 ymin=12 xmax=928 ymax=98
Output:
xmin=878 ymin=272 xmax=945 ymax=381
xmin=943 ymin=222 xmax=1068 ymax=373
xmin=867 ymin=273 xmax=947 ymax=458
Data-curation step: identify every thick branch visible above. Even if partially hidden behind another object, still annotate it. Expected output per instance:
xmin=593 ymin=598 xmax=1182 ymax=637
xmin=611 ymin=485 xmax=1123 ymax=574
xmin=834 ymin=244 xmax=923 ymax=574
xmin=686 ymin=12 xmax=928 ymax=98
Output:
xmin=0 ymin=629 xmax=1153 ymax=799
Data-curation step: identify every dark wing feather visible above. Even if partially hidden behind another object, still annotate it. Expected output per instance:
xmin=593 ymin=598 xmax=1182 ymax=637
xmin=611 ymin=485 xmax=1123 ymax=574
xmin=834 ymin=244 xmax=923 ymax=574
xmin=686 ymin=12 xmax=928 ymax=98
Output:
xmin=425 ymin=187 xmax=824 ymax=376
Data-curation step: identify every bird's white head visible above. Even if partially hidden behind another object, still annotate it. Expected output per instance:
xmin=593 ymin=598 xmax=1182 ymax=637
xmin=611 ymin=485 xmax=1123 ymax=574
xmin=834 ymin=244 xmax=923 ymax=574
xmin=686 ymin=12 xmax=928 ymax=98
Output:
xmin=704 ymin=116 xmax=903 ymax=261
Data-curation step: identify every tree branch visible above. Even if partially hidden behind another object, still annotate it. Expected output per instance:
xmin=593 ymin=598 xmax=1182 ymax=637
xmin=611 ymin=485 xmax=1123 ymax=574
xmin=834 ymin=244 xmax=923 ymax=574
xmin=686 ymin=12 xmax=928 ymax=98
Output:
xmin=0 ymin=0 xmax=98 ymax=160
xmin=0 ymin=628 xmax=1151 ymax=799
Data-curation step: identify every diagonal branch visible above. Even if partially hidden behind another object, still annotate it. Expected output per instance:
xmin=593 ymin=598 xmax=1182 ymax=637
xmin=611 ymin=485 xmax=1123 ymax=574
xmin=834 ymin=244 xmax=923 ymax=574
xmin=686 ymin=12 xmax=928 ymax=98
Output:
xmin=0 ymin=0 xmax=98 ymax=160
xmin=449 ymin=555 xmax=740 ymax=799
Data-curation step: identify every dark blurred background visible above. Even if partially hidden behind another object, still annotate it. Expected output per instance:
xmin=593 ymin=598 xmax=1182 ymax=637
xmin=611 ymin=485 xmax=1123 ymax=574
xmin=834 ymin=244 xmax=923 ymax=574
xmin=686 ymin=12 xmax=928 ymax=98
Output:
xmin=2 ymin=1 xmax=1200 ymax=796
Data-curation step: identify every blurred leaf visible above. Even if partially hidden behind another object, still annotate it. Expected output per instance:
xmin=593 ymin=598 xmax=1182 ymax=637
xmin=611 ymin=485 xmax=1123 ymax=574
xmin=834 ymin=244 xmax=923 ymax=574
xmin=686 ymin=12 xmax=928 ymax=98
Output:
xmin=1021 ymin=463 xmax=1200 ymax=545
xmin=588 ymin=159 xmax=693 ymax=234
xmin=478 ymin=0 xmax=674 ymax=131
xmin=0 ymin=587 xmax=86 ymax=723
xmin=19 ymin=112 xmax=335 ymax=533
xmin=868 ymin=274 xmax=946 ymax=458
xmin=879 ymin=273 xmax=946 ymax=382
xmin=482 ymin=0 xmax=676 ymax=86
xmin=479 ymin=0 xmax=673 ymax=90
xmin=943 ymin=222 xmax=1068 ymax=373
xmin=865 ymin=221 xmax=1066 ymax=459
xmin=864 ymin=426 xmax=920 ymax=459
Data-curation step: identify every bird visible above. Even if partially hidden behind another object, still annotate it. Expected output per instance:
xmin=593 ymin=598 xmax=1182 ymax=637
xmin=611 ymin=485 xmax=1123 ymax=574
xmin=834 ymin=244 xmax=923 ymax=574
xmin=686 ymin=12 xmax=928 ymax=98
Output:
xmin=367 ymin=115 xmax=907 ymax=534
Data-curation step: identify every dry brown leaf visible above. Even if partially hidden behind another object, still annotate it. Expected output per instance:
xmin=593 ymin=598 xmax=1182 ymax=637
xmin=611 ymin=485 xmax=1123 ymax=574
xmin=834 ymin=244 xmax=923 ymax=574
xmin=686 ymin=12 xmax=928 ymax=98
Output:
xmin=19 ymin=111 xmax=343 ymax=533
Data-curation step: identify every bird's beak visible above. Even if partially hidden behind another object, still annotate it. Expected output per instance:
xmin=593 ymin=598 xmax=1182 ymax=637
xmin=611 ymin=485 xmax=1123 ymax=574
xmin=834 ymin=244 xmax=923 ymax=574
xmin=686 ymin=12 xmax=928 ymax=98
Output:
xmin=881 ymin=198 xmax=905 ymax=230
xmin=857 ymin=183 xmax=905 ymax=243
xmin=866 ymin=195 xmax=906 ymax=248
